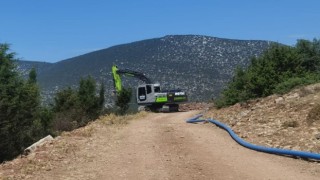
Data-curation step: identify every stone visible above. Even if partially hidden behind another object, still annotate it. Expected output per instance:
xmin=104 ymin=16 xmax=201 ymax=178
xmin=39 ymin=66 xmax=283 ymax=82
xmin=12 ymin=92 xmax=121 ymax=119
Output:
xmin=314 ymin=133 xmax=320 ymax=140
xmin=24 ymin=135 xmax=53 ymax=155
xmin=286 ymin=93 xmax=300 ymax=100
xmin=275 ymin=97 xmax=284 ymax=104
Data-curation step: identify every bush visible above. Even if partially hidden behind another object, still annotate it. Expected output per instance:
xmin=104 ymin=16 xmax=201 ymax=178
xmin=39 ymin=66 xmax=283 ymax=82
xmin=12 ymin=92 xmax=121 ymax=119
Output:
xmin=273 ymin=74 xmax=320 ymax=94
xmin=216 ymin=39 xmax=320 ymax=108
xmin=51 ymin=76 xmax=105 ymax=132
xmin=115 ymin=87 xmax=132 ymax=115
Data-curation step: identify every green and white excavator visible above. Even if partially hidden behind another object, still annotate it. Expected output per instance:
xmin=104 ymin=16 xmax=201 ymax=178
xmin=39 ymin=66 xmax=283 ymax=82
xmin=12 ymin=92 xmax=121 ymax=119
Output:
xmin=112 ymin=65 xmax=188 ymax=112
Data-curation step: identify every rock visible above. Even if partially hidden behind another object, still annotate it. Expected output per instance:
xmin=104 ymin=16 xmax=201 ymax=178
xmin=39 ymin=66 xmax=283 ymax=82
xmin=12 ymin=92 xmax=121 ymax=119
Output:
xmin=284 ymin=145 xmax=292 ymax=149
xmin=240 ymin=134 xmax=248 ymax=138
xmin=275 ymin=97 xmax=284 ymax=104
xmin=24 ymin=135 xmax=54 ymax=155
xmin=239 ymin=110 xmax=250 ymax=117
xmin=315 ymin=133 xmax=320 ymax=140
xmin=285 ymin=93 xmax=300 ymax=100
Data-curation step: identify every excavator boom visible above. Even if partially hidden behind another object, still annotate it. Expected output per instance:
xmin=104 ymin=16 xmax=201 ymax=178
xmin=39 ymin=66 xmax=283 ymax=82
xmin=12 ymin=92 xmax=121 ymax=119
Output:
xmin=112 ymin=65 xmax=152 ymax=93
xmin=112 ymin=65 xmax=122 ymax=92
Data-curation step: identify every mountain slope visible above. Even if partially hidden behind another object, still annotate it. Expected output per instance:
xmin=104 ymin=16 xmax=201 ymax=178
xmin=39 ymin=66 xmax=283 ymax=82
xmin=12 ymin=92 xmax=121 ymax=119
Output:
xmin=16 ymin=60 xmax=53 ymax=77
xmin=17 ymin=35 xmax=272 ymax=102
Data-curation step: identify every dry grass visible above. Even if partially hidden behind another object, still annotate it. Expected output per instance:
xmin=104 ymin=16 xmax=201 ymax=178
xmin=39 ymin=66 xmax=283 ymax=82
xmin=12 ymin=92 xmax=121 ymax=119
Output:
xmin=59 ymin=112 xmax=149 ymax=137
xmin=99 ymin=111 xmax=149 ymax=125
xmin=67 ymin=125 xmax=95 ymax=137
xmin=298 ymin=83 xmax=320 ymax=97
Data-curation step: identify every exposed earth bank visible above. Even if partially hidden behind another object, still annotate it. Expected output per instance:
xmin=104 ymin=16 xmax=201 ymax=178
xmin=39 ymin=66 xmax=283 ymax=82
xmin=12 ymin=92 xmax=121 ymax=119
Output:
xmin=1 ymin=107 xmax=320 ymax=179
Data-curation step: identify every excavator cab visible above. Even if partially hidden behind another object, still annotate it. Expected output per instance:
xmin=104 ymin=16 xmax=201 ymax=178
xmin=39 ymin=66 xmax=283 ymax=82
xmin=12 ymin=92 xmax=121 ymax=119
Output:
xmin=137 ymin=84 xmax=161 ymax=104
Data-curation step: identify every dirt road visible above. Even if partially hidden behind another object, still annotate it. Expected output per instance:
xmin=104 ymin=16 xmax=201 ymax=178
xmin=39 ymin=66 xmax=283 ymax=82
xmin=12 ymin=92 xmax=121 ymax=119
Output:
xmin=2 ymin=111 xmax=320 ymax=179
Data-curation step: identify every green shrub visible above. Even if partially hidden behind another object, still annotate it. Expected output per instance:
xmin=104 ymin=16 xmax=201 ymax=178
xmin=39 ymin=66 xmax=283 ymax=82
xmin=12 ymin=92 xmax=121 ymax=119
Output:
xmin=216 ymin=39 xmax=320 ymax=108
xmin=51 ymin=76 xmax=105 ymax=133
xmin=115 ymin=87 xmax=132 ymax=115
xmin=273 ymin=74 xmax=320 ymax=94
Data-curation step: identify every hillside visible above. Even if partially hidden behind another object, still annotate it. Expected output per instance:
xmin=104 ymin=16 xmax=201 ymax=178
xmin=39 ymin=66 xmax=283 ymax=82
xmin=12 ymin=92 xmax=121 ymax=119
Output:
xmin=16 ymin=60 xmax=53 ymax=77
xmin=16 ymin=35 xmax=271 ymax=103
xmin=1 ymin=84 xmax=320 ymax=179
xmin=207 ymin=83 xmax=320 ymax=153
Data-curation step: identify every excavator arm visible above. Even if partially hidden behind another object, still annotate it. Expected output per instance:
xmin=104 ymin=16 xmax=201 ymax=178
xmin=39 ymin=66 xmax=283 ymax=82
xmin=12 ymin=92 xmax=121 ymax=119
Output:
xmin=112 ymin=65 xmax=152 ymax=93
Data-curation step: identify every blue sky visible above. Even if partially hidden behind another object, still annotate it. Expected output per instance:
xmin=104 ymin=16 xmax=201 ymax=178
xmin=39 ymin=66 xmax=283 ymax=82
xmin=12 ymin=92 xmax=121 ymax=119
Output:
xmin=1 ymin=0 xmax=319 ymax=63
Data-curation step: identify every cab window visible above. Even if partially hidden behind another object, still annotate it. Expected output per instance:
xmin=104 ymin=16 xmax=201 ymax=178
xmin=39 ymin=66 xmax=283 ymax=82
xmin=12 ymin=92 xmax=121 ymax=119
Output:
xmin=154 ymin=86 xmax=160 ymax=93
xmin=146 ymin=85 xmax=152 ymax=94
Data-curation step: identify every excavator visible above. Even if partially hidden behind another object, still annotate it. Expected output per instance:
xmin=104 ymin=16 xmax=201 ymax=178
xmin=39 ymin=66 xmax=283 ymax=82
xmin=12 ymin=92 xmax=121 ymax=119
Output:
xmin=112 ymin=65 xmax=188 ymax=112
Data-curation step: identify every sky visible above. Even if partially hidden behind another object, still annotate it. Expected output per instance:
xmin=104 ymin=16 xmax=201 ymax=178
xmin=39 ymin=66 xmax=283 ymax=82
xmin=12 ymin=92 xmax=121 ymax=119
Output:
xmin=1 ymin=0 xmax=319 ymax=63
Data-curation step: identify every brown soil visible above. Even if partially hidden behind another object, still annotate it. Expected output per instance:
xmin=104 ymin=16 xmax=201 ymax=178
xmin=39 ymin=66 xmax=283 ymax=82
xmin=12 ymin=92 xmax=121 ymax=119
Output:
xmin=207 ymin=83 xmax=320 ymax=153
xmin=1 ymin=109 xmax=320 ymax=179
xmin=179 ymin=102 xmax=211 ymax=111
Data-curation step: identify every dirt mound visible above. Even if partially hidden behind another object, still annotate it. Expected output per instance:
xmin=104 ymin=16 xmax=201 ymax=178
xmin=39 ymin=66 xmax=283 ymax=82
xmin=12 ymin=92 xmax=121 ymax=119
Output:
xmin=179 ymin=102 xmax=212 ymax=111
xmin=207 ymin=83 xmax=320 ymax=153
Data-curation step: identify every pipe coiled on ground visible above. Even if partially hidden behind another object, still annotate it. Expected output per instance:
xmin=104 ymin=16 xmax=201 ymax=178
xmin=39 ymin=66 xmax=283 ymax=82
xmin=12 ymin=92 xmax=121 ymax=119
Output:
xmin=186 ymin=114 xmax=320 ymax=160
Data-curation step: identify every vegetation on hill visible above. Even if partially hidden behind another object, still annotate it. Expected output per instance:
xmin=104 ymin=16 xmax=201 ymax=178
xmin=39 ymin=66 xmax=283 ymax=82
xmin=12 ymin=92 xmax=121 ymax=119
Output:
xmin=0 ymin=43 xmax=134 ymax=162
xmin=17 ymin=35 xmax=271 ymax=102
xmin=215 ymin=39 xmax=320 ymax=107
xmin=0 ymin=44 xmax=107 ymax=162
xmin=115 ymin=87 xmax=132 ymax=115
xmin=51 ymin=76 xmax=105 ymax=132
xmin=0 ymin=44 xmax=50 ymax=162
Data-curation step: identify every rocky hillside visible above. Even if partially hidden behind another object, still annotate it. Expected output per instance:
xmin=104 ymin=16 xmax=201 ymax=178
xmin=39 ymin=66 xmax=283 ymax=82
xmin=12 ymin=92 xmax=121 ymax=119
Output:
xmin=207 ymin=83 xmax=320 ymax=154
xmin=16 ymin=35 xmax=272 ymax=103
xmin=16 ymin=60 xmax=52 ymax=77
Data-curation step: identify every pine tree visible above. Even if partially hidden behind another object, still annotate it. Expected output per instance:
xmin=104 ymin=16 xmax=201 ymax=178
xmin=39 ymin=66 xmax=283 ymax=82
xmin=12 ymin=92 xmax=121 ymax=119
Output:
xmin=115 ymin=87 xmax=132 ymax=115
xmin=28 ymin=67 xmax=37 ymax=84
xmin=52 ymin=76 xmax=104 ymax=131
xmin=0 ymin=44 xmax=41 ymax=162
xmin=78 ymin=76 xmax=100 ymax=121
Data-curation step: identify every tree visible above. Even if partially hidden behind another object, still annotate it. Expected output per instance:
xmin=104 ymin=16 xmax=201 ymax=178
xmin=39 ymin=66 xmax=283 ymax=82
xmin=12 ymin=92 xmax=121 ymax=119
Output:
xmin=28 ymin=67 xmax=37 ymax=84
xmin=216 ymin=39 xmax=320 ymax=108
xmin=115 ymin=87 xmax=132 ymax=115
xmin=296 ymin=39 xmax=320 ymax=72
xmin=0 ymin=44 xmax=41 ymax=162
xmin=78 ymin=76 xmax=101 ymax=121
xmin=52 ymin=76 xmax=105 ymax=131
xmin=52 ymin=87 xmax=80 ymax=131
